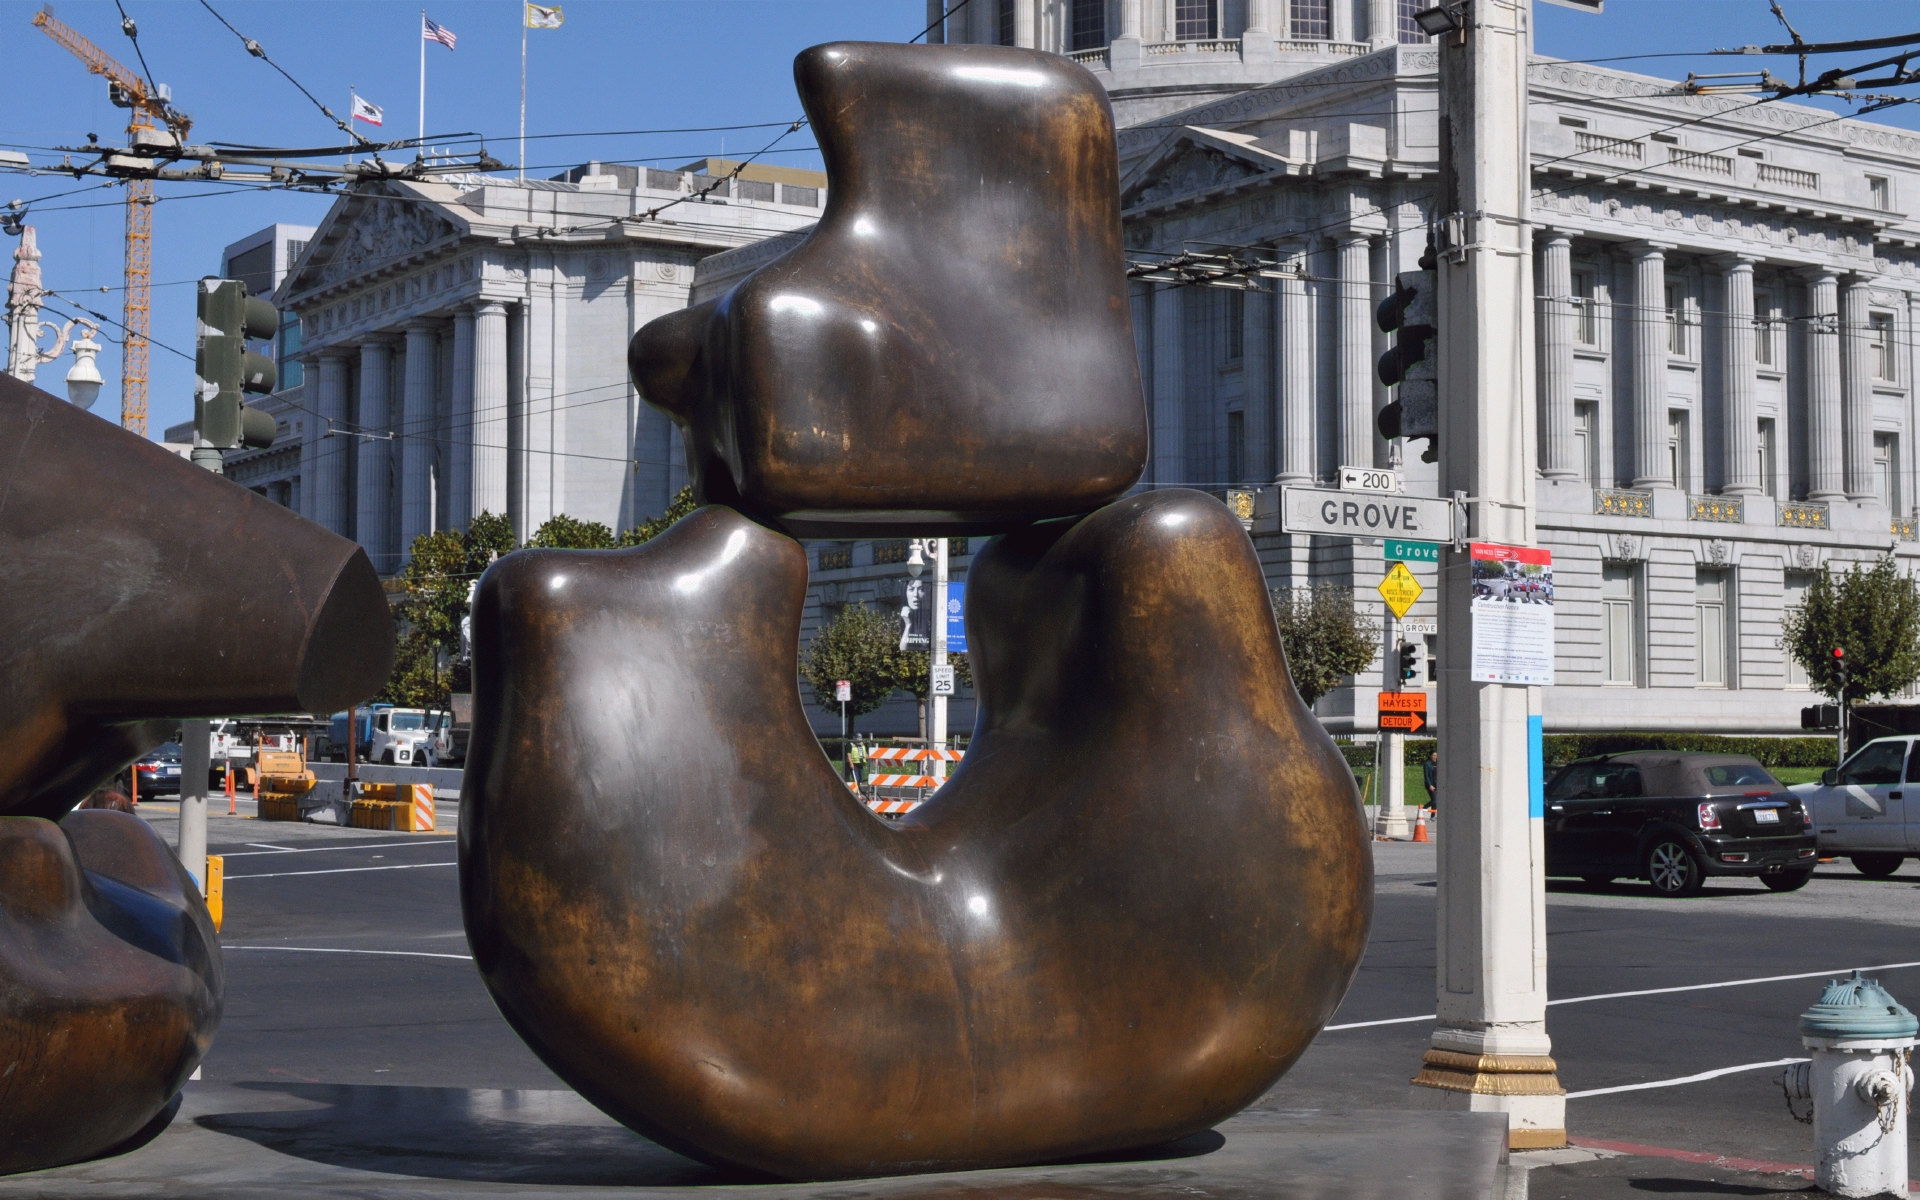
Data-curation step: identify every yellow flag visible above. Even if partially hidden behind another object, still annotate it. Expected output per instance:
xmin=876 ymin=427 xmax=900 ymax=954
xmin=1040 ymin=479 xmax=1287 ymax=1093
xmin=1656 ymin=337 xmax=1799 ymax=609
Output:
xmin=525 ymin=4 xmax=563 ymax=29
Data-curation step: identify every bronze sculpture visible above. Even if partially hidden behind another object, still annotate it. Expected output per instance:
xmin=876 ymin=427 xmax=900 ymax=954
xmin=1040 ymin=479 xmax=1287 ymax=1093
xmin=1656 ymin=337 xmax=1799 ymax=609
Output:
xmin=0 ymin=372 xmax=394 ymax=1173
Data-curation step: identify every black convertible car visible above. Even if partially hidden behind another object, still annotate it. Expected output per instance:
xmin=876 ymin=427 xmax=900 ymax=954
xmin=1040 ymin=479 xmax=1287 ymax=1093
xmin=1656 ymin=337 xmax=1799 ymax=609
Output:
xmin=1545 ymin=752 xmax=1818 ymax=896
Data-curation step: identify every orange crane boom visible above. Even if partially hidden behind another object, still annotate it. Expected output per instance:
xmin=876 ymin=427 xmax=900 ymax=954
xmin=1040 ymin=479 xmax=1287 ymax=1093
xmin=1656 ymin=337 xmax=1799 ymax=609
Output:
xmin=31 ymin=7 xmax=190 ymax=439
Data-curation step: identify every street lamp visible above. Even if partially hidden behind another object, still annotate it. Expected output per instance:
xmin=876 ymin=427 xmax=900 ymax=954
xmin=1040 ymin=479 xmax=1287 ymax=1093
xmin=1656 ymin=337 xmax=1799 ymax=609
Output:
xmin=64 ymin=323 xmax=102 ymax=410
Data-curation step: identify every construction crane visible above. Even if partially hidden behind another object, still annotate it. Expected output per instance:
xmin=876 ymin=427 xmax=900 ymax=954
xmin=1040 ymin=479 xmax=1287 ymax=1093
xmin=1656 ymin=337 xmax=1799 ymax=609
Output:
xmin=32 ymin=6 xmax=191 ymax=438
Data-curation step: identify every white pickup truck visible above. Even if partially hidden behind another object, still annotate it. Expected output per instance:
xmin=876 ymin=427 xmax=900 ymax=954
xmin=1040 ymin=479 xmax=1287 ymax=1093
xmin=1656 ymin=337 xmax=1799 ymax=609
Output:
xmin=1789 ymin=735 xmax=1920 ymax=878
xmin=366 ymin=708 xmax=449 ymax=767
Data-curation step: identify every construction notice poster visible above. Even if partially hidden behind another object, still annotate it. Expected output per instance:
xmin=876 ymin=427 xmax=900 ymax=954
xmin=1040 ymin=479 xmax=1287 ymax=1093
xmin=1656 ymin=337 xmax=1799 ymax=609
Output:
xmin=1468 ymin=542 xmax=1555 ymax=685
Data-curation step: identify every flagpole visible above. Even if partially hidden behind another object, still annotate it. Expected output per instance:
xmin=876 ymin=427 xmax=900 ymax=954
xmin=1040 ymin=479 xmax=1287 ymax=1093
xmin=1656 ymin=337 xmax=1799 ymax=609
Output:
xmin=418 ymin=11 xmax=427 ymax=147
xmin=519 ymin=12 xmax=528 ymax=181
xmin=348 ymin=85 xmax=356 ymax=163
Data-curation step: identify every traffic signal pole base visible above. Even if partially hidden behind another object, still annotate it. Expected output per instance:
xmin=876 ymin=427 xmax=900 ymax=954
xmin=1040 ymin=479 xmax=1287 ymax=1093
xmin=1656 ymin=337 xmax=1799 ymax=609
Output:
xmin=1375 ymin=729 xmax=1409 ymax=838
xmin=1410 ymin=1046 xmax=1567 ymax=1151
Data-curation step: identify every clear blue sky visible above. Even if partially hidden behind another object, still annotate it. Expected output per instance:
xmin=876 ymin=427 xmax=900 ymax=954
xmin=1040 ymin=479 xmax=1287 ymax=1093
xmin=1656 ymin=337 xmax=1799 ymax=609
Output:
xmin=3 ymin=0 xmax=1917 ymax=440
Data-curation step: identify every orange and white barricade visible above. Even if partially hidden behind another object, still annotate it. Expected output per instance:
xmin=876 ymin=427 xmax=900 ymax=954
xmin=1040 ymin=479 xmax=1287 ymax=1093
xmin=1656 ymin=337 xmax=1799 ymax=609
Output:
xmin=859 ymin=747 xmax=965 ymax=818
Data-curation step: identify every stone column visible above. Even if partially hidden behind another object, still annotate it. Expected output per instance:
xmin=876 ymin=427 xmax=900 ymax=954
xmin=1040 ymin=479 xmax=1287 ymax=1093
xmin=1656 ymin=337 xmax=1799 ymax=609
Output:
xmin=1120 ymin=0 xmax=1141 ymax=37
xmin=1538 ymin=234 xmax=1578 ymax=479
xmin=295 ymin=354 xmax=321 ymax=521
xmin=399 ymin=321 xmax=438 ymax=564
xmin=1151 ymin=283 xmax=1184 ymax=486
xmin=1337 ymin=233 xmax=1374 ymax=470
xmin=1329 ymin=0 xmax=1352 ymax=43
xmin=1246 ymin=0 xmax=1270 ymax=30
xmin=1368 ymin=0 xmax=1396 ymax=46
xmin=1628 ymin=242 xmax=1670 ymax=488
xmin=1719 ymin=257 xmax=1761 ymax=495
xmin=311 ymin=352 xmax=352 ymax=537
xmin=471 ymin=301 xmax=509 ymax=521
xmin=1842 ymin=277 xmax=1875 ymax=501
xmin=448 ymin=308 xmax=475 ymax=530
xmin=1277 ymin=250 xmax=1314 ymax=485
xmin=356 ymin=338 xmax=395 ymax=573
xmin=925 ymin=0 xmax=945 ymax=43
xmin=1803 ymin=269 xmax=1844 ymax=501
xmin=1013 ymin=0 xmax=1034 ymax=46
xmin=1244 ymin=274 xmax=1274 ymax=481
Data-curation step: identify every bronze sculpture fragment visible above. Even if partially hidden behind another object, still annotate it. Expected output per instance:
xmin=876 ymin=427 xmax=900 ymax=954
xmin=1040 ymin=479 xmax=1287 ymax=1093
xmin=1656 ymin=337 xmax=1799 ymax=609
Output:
xmin=461 ymin=494 xmax=1371 ymax=1179
xmin=629 ymin=42 xmax=1148 ymax=539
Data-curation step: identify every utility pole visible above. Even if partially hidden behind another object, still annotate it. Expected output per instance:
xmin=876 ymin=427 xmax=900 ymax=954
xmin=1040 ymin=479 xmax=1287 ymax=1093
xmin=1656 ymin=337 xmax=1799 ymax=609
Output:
xmin=1408 ymin=0 xmax=1565 ymax=1149
xmin=931 ymin=537 xmax=951 ymax=782
xmin=1377 ymin=610 xmax=1408 ymax=838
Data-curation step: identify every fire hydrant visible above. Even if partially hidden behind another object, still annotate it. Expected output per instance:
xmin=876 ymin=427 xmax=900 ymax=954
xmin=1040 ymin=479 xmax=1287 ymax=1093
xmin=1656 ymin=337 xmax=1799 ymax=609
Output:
xmin=1785 ymin=971 xmax=1916 ymax=1198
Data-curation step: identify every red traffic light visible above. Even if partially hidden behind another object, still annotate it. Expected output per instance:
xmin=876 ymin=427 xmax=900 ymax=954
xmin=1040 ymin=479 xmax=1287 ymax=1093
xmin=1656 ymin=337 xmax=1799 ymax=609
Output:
xmin=1833 ymin=647 xmax=1845 ymax=659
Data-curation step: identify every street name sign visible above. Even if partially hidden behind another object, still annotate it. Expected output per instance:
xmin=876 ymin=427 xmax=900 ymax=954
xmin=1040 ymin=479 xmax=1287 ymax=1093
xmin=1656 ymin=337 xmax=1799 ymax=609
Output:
xmin=1401 ymin=618 xmax=1437 ymax=636
xmin=1281 ymin=486 xmax=1454 ymax=542
xmin=1339 ymin=466 xmax=1403 ymax=494
xmin=1378 ymin=691 xmax=1428 ymax=733
xmin=1377 ymin=562 xmax=1424 ymax=619
xmin=1384 ymin=538 xmax=1440 ymax=564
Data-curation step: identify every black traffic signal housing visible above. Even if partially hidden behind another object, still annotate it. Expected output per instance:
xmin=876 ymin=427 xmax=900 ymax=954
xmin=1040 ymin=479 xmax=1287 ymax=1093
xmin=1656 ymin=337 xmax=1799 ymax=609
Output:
xmin=195 ymin=277 xmax=279 ymax=450
xmin=1398 ymin=641 xmax=1422 ymax=684
xmin=1375 ymin=247 xmax=1438 ymax=463
xmin=1800 ymin=705 xmax=1840 ymax=731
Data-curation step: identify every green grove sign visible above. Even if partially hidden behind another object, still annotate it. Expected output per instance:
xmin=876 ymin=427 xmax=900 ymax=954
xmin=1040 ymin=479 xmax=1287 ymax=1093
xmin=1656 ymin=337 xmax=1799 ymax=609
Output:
xmin=1385 ymin=538 xmax=1441 ymax=564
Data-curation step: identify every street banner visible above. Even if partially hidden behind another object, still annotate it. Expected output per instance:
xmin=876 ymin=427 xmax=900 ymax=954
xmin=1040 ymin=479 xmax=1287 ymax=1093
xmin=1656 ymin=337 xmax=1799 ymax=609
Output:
xmin=1468 ymin=542 xmax=1555 ymax=685
xmin=945 ymin=581 xmax=967 ymax=653
xmin=897 ymin=578 xmax=931 ymax=653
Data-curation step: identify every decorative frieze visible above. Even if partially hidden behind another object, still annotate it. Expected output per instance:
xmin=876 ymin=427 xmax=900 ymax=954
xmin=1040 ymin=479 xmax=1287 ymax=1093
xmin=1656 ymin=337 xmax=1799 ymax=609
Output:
xmin=1778 ymin=501 xmax=1831 ymax=530
xmin=1594 ymin=488 xmax=1652 ymax=518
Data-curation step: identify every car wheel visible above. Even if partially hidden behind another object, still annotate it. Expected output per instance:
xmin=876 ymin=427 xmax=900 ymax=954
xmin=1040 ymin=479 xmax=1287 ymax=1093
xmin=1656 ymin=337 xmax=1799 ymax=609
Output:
xmin=1762 ymin=870 xmax=1813 ymax=892
xmin=1850 ymin=853 xmax=1905 ymax=879
xmin=1645 ymin=840 xmax=1704 ymax=897
xmin=1581 ymin=876 xmax=1614 ymax=885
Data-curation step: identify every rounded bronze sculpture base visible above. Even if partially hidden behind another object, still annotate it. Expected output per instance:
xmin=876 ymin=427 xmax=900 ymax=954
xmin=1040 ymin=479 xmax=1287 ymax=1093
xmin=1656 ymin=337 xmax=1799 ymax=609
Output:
xmin=0 ymin=811 xmax=223 ymax=1176
xmin=461 ymin=490 xmax=1371 ymax=1180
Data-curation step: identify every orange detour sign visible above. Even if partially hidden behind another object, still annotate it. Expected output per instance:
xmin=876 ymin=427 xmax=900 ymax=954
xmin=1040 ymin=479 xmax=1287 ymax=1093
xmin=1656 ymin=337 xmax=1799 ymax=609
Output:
xmin=1378 ymin=690 xmax=1428 ymax=733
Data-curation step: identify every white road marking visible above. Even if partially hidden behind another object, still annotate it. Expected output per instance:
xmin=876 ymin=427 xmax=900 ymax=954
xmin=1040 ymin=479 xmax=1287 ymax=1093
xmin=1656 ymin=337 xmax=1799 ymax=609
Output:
xmin=1324 ymin=960 xmax=1920 ymax=1031
xmin=1565 ymin=1058 xmax=1807 ymax=1100
xmin=225 ymin=946 xmax=473 ymax=961
xmin=222 ymin=840 xmax=454 ymax=858
xmin=224 ymin=861 xmax=457 ymax=880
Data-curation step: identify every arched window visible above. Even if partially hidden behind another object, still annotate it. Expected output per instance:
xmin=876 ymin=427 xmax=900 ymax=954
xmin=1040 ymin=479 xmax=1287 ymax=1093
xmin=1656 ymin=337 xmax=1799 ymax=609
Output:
xmin=1070 ymin=0 xmax=1107 ymax=50
xmin=1397 ymin=0 xmax=1432 ymax=43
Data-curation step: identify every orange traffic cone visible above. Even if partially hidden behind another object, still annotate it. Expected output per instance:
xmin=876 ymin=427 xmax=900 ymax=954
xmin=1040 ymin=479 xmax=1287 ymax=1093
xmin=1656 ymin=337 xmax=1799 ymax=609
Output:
xmin=226 ymin=764 xmax=237 ymax=815
xmin=1412 ymin=808 xmax=1430 ymax=843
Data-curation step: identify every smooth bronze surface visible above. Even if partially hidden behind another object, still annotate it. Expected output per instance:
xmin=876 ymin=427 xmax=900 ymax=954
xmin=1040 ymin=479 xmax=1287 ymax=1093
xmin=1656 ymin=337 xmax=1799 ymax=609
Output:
xmin=0 ymin=372 xmax=394 ymax=819
xmin=629 ymin=42 xmax=1148 ymax=540
xmin=0 ymin=810 xmax=223 ymax=1175
xmin=462 ymin=492 xmax=1370 ymax=1180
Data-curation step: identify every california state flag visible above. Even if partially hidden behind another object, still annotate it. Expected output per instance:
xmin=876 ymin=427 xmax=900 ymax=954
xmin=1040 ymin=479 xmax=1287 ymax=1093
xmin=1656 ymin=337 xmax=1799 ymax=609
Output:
xmin=350 ymin=94 xmax=384 ymax=127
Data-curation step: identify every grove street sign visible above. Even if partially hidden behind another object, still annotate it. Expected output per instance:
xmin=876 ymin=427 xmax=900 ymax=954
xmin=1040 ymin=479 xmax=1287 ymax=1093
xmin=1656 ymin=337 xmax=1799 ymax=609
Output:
xmin=1384 ymin=538 xmax=1440 ymax=564
xmin=1280 ymin=486 xmax=1455 ymax=542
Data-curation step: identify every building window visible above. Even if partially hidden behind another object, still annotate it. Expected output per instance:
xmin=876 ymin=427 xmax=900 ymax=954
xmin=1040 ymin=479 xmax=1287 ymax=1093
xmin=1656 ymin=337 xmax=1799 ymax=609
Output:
xmin=1870 ymin=313 xmax=1897 ymax=381
xmin=1783 ymin=570 xmax=1814 ymax=689
xmin=1754 ymin=288 xmax=1776 ymax=367
xmin=1224 ymin=289 xmax=1244 ymax=362
xmin=1424 ymin=633 xmax=1438 ymax=682
xmin=1396 ymin=0 xmax=1430 ymax=42
xmin=1665 ymin=282 xmax=1687 ymax=355
xmin=998 ymin=0 xmax=1016 ymax=45
xmin=1289 ymin=0 xmax=1329 ymax=40
xmin=1602 ymin=564 xmax=1638 ymax=685
xmin=1227 ymin=409 xmax=1246 ymax=483
xmin=1758 ymin=418 xmax=1777 ymax=499
xmin=1572 ymin=269 xmax=1598 ymax=345
xmin=1070 ymin=0 xmax=1106 ymax=49
xmin=1575 ymin=401 xmax=1599 ymax=486
xmin=1696 ymin=569 xmax=1728 ymax=687
xmin=1175 ymin=0 xmax=1217 ymax=39
xmin=1869 ymin=175 xmax=1892 ymax=211
xmin=1668 ymin=410 xmax=1690 ymax=491
xmin=1874 ymin=433 xmax=1898 ymax=512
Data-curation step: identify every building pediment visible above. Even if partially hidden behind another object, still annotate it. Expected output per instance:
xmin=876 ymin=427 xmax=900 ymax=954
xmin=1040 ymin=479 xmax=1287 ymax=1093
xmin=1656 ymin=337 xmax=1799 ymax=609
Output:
xmin=279 ymin=186 xmax=468 ymax=305
xmin=1120 ymin=127 xmax=1303 ymax=210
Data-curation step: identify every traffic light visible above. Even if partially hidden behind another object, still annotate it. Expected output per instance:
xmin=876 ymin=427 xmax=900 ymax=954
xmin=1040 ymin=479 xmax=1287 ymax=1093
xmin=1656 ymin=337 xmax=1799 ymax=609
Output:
xmin=195 ymin=277 xmax=279 ymax=450
xmin=1375 ymin=245 xmax=1438 ymax=463
xmin=1398 ymin=641 xmax=1422 ymax=684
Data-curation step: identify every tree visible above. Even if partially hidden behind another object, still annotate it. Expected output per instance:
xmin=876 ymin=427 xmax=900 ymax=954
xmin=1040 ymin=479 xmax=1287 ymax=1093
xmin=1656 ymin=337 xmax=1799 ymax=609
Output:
xmin=526 ymin=513 xmax=615 ymax=549
xmin=619 ymin=486 xmax=698 ymax=546
xmin=1782 ymin=556 xmax=1920 ymax=705
xmin=890 ymin=649 xmax=972 ymax=741
xmin=801 ymin=604 xmax=900 ymax=720
xmin=1271 ymin=586 xmax=1379 ymax=707
xmin=379 ymin=511 xmax=516 ymax=708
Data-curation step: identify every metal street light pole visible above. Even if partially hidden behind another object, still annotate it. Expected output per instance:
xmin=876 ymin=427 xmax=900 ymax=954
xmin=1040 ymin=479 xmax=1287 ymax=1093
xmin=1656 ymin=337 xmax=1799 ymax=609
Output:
xmin=1409 ymin=0 xmax=1565 ymax=1149
xmin=932 ymin=537 xmax=949 ymax=782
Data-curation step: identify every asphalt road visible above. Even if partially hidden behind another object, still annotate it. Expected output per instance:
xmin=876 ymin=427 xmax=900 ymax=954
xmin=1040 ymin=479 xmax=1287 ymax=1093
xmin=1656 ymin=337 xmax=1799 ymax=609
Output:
xmin=85 ymin=807 xmax=1920 ymax=1195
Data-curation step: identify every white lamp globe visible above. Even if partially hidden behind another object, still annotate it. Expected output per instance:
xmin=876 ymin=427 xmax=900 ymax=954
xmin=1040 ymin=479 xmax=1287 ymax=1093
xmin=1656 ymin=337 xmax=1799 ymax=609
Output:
xmin=65 ymin=326 xmax=103 ymax=410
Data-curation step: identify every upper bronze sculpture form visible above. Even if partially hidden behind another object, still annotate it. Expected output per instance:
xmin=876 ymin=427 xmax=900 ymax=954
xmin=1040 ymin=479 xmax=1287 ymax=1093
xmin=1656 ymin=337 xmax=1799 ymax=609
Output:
xmin=0 ymin=372 xmax=394 ymax=1174
xmin=630 ymin=42 xmax=1148 ymax=539
xmin=0 ymin=373 xmax=394 ymax=819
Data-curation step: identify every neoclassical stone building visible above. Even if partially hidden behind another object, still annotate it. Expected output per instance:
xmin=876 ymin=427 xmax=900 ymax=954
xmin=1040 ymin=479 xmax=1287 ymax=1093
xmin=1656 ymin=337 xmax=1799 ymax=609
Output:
xmin=249 ymin=161 xmax=826 ymax=575
xmin=935 ymin=13 xmax=1920 ymax=735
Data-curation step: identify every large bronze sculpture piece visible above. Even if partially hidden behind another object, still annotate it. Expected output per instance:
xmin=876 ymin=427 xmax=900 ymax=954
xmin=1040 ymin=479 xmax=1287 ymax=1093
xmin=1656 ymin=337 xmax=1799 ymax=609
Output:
xmin=462 ymin=42 xmax=1370 ymax=1181
xmin=0 ymin=373 xmax=394 ymax=1174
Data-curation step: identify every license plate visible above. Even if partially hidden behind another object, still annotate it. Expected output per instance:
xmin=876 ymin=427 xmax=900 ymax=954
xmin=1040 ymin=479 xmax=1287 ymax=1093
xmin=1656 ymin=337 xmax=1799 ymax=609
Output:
xmin=1754 ymin=809 xmax=1779 ymax=824
xmin=164 ymin=766 xmax=180 ymax=776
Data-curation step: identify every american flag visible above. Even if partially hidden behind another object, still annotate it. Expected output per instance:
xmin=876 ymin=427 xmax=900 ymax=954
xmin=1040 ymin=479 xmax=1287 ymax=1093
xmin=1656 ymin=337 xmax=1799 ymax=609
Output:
xmin=423 ymin=16 xmax=457 ymax=50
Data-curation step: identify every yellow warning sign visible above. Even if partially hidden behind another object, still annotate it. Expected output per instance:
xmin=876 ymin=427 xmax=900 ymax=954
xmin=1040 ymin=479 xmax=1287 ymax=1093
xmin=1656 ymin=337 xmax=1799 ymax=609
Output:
xmin=1377 ymin=561 xmax=1424 ymax=620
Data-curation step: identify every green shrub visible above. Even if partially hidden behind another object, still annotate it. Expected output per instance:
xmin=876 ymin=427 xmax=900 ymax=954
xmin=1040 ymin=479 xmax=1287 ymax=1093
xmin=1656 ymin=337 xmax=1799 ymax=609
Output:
xmin=1541 ymin=732 xmax=1838 ymax=769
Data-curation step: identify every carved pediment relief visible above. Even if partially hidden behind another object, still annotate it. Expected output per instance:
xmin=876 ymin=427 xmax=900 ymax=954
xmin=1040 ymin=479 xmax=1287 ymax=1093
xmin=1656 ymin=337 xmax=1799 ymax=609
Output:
xmin=315 ymin=198 xmax=461 ymax=288
xmin=1128 ymin=145 xmax=1263 ymax=208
